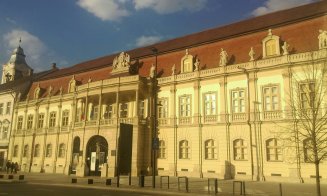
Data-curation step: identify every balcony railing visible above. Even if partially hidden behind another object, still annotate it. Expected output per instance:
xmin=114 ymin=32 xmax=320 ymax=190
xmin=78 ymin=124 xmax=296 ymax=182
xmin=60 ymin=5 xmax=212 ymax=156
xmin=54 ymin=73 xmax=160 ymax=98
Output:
xmin=100 ymin=118 xmax=115 ymax=125
xmin=203 ymin=115 xmax=218 ymax=123
xmin=85 ymin=120 xmax=97 ymax=126
xmin=74 ymin=121 xmax=84 ymax=128
xmin=48 ymin=127 xmax=57 ymax=133
xmin=119 ymin=118 xmax=134 ymax=124
xmin=158 ymin=118 xmax=169 ymax=126
xmin=179 ymin=117 xmax=192 ymax=125
xmin=232 ymin=113 xmax=247 ymax=121
xmin=263 ymin=110 xmax=282 ymax=120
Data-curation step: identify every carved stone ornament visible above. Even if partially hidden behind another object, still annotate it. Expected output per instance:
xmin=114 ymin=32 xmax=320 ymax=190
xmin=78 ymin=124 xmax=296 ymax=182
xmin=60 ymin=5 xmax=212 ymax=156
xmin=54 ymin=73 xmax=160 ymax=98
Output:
xmin=149 ymin=63 xmax=156 ymax=78
xmin=194 ymin=58 xmax=200 ymax=71
xmin=68 ymin=75 xmax=76 ymax=93
xmin=318 ymin=29 xmax=327 ymax=49
xmin=48 ymin=85 xmax=53 ymax=97
xmin=181 ymin=49 xmax=194 ymax=73
xmin=219 ymin=48 xmax=228 ymax=66
xmin=282 ymin=41 xmax=289 ymax=55
xmin=112 ymin=52 xmax=131 ymax=74
xmin=249 ymin=47 xmax=255 ymax=61
xmin=34 ymin=83 xmax=41 ymax=99
xmin=171 ymin=64 xmax=176 ymax=76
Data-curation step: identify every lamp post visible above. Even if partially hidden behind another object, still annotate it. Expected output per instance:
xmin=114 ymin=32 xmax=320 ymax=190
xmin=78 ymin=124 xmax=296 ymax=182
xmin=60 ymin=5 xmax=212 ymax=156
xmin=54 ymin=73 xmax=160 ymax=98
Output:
xmin=151 ymin=47 xmax=158 ymax=188
xmin=237 ymin=66 xmax=255 ymax=181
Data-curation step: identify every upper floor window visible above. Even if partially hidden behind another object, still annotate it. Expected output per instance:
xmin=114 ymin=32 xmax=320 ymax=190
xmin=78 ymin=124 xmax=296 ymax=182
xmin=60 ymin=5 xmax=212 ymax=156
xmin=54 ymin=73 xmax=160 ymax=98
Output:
xmin=204 ymin=93 xmax=217 ymax=116
xmin=231 ymin=90 xmax=246 ymax=113
xmin=90 ymin=105 xmax=99 ymax=121
xmin=266 ymin=138 xmax=282 ymax=161
xmin=179 ymin=140 xmax=190 ymax=159
xmin=38 ymin=113 xmax=44 ymax=129
xmin=17 ymin=116 xmax=23 ymax=130
xmin=299 ymin=82 xmax=315 ymax=109
xmin=58 ymin=143 xmax=66 ymax=158
xmin=205 ymin=139 xmax=217 ymax=160
xmin=179 ymin=95 xmax=191 ymax=117
xmin=262 ymin=29 xmax=281 ymax=58
xmin=27 ymin=115 xmax=34 ymax=130
xmin=0 ymin=103 xmax=3 ymax=115
xmin=6 ymin=102 xmax=11 ymax=115
xmin=49 ymin=112 xmax=56 ymax=128
xmin=158 ymin=98 xmax=168 ymax=118
xmin=303 ymin=138 xmax=314 ymax=163
xmin=2 ymin=127 xmax=8 ymax=139
xmin=263 ymin=86 xmax=279 ymax=111
xmin=103 ymin=104 xmax=113 ymax=119
xmin=62 ymin=110 xmax=69 ymax=126
xmin=233 ymin=139 xmax=247 ymax=160
xmin=139 ymin=100 xmax=145 ymax=118
xmin=120 ymin=103 xmax=128 ymax=118
xmin=23 ymin=145 xmax=29 ymax=157
xmin=158 ymin=140 xmax=166 ymax=159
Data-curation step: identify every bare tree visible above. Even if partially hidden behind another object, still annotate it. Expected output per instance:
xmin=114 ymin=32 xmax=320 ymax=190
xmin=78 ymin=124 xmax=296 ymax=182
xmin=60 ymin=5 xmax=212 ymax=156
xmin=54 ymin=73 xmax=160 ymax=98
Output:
xmin=280 ymin=60 xmax=327 ymax=196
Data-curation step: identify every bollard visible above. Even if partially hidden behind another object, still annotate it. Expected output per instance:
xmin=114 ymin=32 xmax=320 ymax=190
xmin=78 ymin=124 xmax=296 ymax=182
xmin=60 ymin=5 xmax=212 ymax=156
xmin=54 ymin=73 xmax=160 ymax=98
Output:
xmin=185 ymin=177 xmax=189 ymax=193
xmin=242 ymin=181 xmax=246 ymax=195
xmin=88 ymin=179 xmax=93 ymax=184
xmin=129 ymin=173 xmax=132 ymax=186
xmin=279 ymin=183 xmax=283 ymax=196
xmin=117 ymin=175 xmax=120 ymax=188
xmin=214 ymin=178 xmax=218 ymax=194
xmin=71 ymin=178 xmax=77 ymax=183
xmin=139 ymin=175 xmax=145 ymax=187
xmin=8 ymin=175 xmax=13 ymax=179
xmin=19 ymin=175 xmax=24 ymax=180
xmin=106 ymin=179 xmax=111 ymax=185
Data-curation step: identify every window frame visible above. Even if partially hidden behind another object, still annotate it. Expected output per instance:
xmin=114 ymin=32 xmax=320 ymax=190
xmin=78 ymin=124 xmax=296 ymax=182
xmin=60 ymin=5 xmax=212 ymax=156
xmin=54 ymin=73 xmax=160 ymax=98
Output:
xmin=23 ymin=145 xmax=29 ymax=158
xmin=231 ymin=89 xmax=246 ymax=114
xmin=158 ymin=98 xmax=168 ymax=119
xmin=49 ymin=112 xmax=57 ymax=128
xmin=179 ymin=95 xmax=192 ymax=117
xmin=46 ymin=144 xmax=52 ymax=158
xmin=38 ymin=113 xmax=45 ymax=129
xmin=27 ymin=114 xmax=34 ymax=130
xmin=203 ymin=92 xmax=217 ymax=116
xmin=17 ymin=116 xmax=23 ymax=130
xmin=13 ymin=145 xmax=19 ymax=157
xmin=61 ymin=110 xmax=69 ymax=127
xmin=179 ymin=140 xmax=190 ymax=159
xmin=158 ymin=140 xmax=166 ymax=159
xmin=58 ymin=143 xmax=66 ymax=158
xmin=266 ymin=138 xmax=283 ymax=162
xmin=6 ymin=102 xmax=11 ymax=115
xmin=34 ymin=144 xmax=40 ymax=157
xmin=233 ymin=139 xmax=247 ymax=161
xmin=205 ymin=139 xmax=217 ymax=160
xmin=262 ymin=84 xmax=280 ymax=111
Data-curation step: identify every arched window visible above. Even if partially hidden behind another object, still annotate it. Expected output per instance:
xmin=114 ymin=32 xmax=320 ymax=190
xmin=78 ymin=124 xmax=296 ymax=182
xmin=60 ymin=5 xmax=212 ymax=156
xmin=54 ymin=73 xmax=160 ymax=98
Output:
xmin=181 ymin=49 xmax=194 ymax=73
xmin=23 ymin=145 xmax=29 ymax=157
xmin=262 ymin=29 xmax=280 ymax=58
xmin=205 ymin=139 xmax=217 ymax=159
xmin=266 ymin=138 xmax=282 ymax=161
xmin=233 ymin=139 xmax=247 ymax=160
xmin=265 ymin=39 xmax=277 ymax=56
xmin=303 ymin=138 xmax=314 ymax=163
xmin=58 ymin=143 xmax=66 ymax=158
xmin=34 ymin=144 xmax=40 ymax=157
xmin=158 ymin=140 xmax=166 ymax=159
xmin=13 ymin=145 xmax=19 ymax=157
xmin=179 ymin=140 xmax=190 ymax=159
xmin=46 ymin=144 xmax=52 ymax=157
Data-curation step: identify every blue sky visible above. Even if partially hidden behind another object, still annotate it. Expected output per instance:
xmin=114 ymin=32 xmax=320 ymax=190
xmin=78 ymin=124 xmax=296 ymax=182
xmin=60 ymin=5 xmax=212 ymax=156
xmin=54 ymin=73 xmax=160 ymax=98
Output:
xmin=0 ymin=0 xmax=317 ymax=72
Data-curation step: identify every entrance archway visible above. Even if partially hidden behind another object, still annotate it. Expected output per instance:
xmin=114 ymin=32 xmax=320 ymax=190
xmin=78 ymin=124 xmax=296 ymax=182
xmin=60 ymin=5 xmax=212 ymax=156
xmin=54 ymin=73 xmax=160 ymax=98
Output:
xmin=86 ymin=135 xmax=108 ymax=176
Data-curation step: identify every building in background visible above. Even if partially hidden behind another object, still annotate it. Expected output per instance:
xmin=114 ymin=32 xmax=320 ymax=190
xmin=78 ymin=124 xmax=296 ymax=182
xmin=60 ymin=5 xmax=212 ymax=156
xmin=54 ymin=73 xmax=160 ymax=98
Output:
xmin=7 ymin=1 xmax=327 ymax=182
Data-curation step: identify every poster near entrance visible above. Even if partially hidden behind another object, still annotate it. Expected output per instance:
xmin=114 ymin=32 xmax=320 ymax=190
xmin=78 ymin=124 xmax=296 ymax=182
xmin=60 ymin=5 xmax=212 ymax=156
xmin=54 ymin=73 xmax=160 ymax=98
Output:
xmin=91 ymin=152 xmax=96 ymax=171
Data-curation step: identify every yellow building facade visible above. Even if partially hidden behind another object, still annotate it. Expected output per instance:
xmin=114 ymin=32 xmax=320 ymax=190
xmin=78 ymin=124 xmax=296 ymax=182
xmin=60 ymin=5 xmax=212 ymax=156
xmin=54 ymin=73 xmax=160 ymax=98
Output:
xmin=7 ymin=1 xmax=327 ymax=182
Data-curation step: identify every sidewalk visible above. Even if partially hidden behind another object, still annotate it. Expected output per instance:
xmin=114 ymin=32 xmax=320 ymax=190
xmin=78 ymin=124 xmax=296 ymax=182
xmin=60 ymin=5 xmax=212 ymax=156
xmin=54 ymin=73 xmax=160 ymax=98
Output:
xmin=1 ymin=171 xmax=326 ymax=196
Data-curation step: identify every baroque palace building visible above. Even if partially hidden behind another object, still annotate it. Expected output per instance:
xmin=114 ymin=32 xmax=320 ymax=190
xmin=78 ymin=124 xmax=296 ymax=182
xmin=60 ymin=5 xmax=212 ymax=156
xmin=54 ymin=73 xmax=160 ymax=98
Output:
xmin=6 ymin=1 xmax=327 ymax=182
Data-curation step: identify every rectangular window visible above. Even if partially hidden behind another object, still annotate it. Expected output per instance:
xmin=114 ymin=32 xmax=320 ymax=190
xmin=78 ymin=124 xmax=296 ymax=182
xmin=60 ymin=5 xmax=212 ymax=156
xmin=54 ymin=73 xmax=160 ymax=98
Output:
xmin=103 ymin=104 xmax=113 ymax=119
xmin=2 ymin=127 xmax=8 ymax=139
xmin=38 ymin=113 xmax=44 ymax=128
xmin=231 ymin=90 xmax=245 ymax=113
xmin=158 ymin=98 xmax=168 ymax=118
xmin=120 ymin=103 xmax=128 ymax=118
xmin=204 ymin=93 xmax=216 ymax=115
xmin=179 ymin=95 xmax=191 ymax=117
xmin=0 ymin=103 xmax=3 ymax=115
xmin=49 ymin=112 xmax=56 ymax=128
xmin=17 ymin=116 xmax=23 ymax=130
xmin=300 ymin=82 xmax=315 ymax=109
xmin=6 ymin=102 xmax=11 ymax=115
xmin=27 ymin=115 xmax=33 ymax=130
xmin=263 ymin=86 xmax=279 ymax=111
xmin=91 ymin=105 xmax=99 ymax=120
xmin=139 ymin=100 xmax=145 ymax=118
xmin=62 ymin=110 xmax=69 ymax=126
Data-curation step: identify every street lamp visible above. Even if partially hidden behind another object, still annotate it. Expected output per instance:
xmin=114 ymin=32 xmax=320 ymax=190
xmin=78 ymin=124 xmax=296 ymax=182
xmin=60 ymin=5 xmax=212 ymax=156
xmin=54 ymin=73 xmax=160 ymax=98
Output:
xmin=150 ymin=47 xmax=158 ymax=188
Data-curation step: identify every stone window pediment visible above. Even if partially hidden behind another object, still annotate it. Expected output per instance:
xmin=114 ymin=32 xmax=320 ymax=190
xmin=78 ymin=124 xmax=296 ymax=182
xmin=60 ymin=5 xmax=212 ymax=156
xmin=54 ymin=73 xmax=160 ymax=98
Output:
xmin=112 ymin=52 xmax=131 ymax=75
xmin=262 ymin=29 xmax=281 ymax=58
xmin=181 ymin=49 xmax=194 ymax=73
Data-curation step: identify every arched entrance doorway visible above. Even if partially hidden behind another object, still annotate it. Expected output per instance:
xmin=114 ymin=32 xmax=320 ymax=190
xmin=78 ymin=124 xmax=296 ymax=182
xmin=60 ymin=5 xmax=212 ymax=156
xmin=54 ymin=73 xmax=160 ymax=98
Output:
xmin=86 ymin=135 xmax=108 ymax=176
xmin=71 ymin=137 xmax=80 ymax=174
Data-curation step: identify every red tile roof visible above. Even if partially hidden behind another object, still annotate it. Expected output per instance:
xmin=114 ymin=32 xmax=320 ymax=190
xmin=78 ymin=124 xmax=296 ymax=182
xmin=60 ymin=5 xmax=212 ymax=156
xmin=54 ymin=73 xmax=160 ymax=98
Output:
xmin=26 ymin=1 xmax=327 ymax=100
